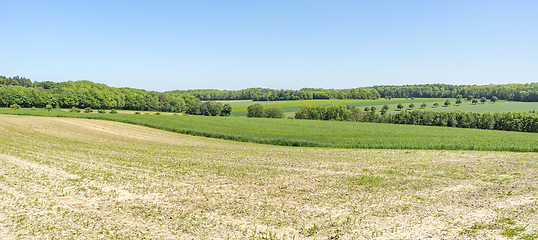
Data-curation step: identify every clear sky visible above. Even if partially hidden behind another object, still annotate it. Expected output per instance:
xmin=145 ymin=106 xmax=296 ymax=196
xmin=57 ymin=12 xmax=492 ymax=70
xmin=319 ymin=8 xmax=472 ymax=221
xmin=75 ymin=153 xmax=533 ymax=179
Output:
xmin=1 ymin=0 xmax=537 ymax=91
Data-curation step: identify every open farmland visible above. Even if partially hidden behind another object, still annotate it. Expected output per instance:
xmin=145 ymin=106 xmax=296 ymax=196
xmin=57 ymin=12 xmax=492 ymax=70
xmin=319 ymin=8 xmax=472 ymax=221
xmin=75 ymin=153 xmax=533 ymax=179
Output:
xmin=226 ymin=99 xmax=538 ymax=117
xmin=2 ymin=110 xmax=538 ymax=152
xmin=0 ymin=114 xmax=537 ymax=239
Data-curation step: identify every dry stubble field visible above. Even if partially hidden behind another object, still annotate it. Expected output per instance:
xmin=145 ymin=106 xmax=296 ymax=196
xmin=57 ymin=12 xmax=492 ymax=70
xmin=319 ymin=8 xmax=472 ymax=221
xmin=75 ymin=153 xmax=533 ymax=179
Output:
xmin=0 ymin=114 xmax=537 ymax=239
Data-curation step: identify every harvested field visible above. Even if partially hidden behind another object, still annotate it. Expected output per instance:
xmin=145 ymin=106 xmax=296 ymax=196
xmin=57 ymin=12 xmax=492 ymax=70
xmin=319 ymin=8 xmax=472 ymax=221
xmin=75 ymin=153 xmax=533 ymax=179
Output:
xmin=0 ymin=115 xmax=537 ymax=239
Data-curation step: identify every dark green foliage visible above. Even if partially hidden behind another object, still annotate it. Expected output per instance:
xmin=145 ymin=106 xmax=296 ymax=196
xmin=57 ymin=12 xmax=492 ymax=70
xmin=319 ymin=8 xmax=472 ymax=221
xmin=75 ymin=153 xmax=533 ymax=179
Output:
xmin=84 ymin=107 xmax=92 ymax=113
xmin=358 ymin=110 xmax=538 ymax=133
xmin=222 ymin=104 xmax=232 ymax=116
xmin=98 ymin=110 xmax=106 ymax=113
xmin=491 ymin=96 xmax=498 ymax=103
xmin=444 ymin=100 xmax=451 ymax=107
xmin=46 ymin=105 xmax=53 ymax=111
xmin=409 ymin=103 xmax=415 ymax=109
xmin=247 ymin=104 xmax=265 ymax=118
xmin=154 ymin=112 xmax=161 ymax=115
xmin=0 ymin=76 xmax=196 ymax=112
xmin=481 ymin=97 xmax=487 ymax=104
xmin=433 ymin=102 xmax=439 ymax=108
xmin=472 ymin=99 xmax=478 ymax=105
xmin=172 ymin=82 xmax=538 ymax=102
xmin=456 ymin=99 xmax=462 ymax=105
xmin=296 ymin=104 xmax=351 ymax=121
xmin=69 ymin=107 xmax=80 ymax=113
xmin=421 ymin=103 xmax=427 ymax=108
xmin=264 ymin=107 xmax=285 ymax=118
xmin=31 ymin=106 xmax=36 ymax=111
xmin=134 ymin=111 xmax=141 ymax=114
xmin=109 ymin=109 xmax=117 ymax=114
xmin=185 ymin=100 xmax=229 ymax=116
xmin=397 ymin=103 xmax=403 ymax=110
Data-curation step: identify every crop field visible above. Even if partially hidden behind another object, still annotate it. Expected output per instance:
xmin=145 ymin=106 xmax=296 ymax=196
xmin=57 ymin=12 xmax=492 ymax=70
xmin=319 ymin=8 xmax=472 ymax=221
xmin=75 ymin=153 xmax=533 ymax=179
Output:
xmin=225 ymin=99 xmax=538 ymax=117
xmin=0 ymin=114 xmax=537 ymax=239
xmin=2 ymin=110 xmax=538 ymax=152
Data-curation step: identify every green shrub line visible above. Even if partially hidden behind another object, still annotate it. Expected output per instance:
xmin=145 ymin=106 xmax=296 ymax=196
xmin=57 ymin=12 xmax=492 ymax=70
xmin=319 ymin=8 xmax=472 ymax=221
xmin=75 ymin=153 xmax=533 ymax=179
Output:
xmin=2 ymin=110 xmax=538 ymax=152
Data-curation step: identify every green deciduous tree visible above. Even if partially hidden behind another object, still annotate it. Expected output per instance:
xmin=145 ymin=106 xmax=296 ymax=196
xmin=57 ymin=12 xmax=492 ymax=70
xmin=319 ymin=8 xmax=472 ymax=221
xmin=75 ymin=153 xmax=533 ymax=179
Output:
xmin=222 ymin=104 xmax=232 ymax=116
xmin=444 ymin=100 xmax=451 ymax=107
xmin=265 ymin=107 xmax=285 ymax=118
xmin=421 ymin=103 xmax=426 ymax=108
xmin=409 ymin=103 xmax=415 ymax=109
xmin=397 ymin=103 xmax=404 ymax=111
xmin=247 ymin=103 xmax=265 ymax=118
xmin=480 ymin=97 xmax=487 ymax=104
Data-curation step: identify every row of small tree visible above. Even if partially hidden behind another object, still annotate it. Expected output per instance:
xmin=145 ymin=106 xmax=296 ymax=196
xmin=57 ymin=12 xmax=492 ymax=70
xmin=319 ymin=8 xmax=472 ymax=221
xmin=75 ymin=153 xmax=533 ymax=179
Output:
xmin=185 ymin=100 xmax=232 ymax=116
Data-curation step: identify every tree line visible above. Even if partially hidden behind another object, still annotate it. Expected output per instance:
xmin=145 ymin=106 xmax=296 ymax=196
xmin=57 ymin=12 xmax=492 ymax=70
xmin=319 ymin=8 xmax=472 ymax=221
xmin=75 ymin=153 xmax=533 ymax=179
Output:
xmin=0 ymin=76 xmax=199 ymax=112
xmin=174 ymin=83 xmax=538 ymax=102
xmin=289 ymin=104 xmax=538 ymax=133
xmin=176 ymin=87 xmax=382 ymax=101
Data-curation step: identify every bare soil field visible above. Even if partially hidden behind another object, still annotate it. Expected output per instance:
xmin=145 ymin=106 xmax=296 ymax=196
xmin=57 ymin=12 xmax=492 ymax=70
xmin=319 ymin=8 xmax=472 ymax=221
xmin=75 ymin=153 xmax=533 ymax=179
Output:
xmin=0 ymin=114 xmax=537 ymax=239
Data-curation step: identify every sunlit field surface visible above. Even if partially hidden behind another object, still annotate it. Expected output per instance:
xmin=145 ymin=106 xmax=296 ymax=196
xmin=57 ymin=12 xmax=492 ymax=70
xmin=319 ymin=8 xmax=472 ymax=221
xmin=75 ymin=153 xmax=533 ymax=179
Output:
xmin=0 ymin=114 xmax=537 ymax=239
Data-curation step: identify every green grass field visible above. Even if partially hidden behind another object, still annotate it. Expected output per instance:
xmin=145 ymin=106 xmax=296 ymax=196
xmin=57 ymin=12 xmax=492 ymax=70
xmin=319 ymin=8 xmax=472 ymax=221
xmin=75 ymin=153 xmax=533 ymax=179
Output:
xmin=2 ymin=109 xmax=538 ymax=152
xmin=225 ymin=98 xmax=538 ymax=117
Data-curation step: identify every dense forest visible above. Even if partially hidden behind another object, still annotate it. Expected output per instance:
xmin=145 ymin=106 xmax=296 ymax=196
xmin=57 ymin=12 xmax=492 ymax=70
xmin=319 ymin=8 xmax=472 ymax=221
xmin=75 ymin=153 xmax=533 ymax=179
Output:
xmin=0 ymin=76 xmax=198 ymax=112
xmin=179 ymin=83 xmax=538 ymax=102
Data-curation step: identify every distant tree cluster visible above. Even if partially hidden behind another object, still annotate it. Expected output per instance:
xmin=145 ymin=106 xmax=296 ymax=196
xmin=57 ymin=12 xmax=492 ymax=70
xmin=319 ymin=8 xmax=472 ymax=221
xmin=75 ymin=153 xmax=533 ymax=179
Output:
xmin=295 ymin=104 xmax=365 ymax=121
xmin=0 ymin=76 xmax=198 ymax=112
xmin=373 ymin=84 xmax=538 ymax=102
xmin=185 ymin=100 xmax=232 ymax=116
xmin=360 ymin=110 xmax=538 ymax=133
xmin=246 ymin=104 xmax=285 ymax=118
xmin=178 ymin=87 xmax=381 ymax=101
xmin=172 ymin=83 xmax=538 ymax=102
xmin=290 ymin=103 xmax=538 ymax=134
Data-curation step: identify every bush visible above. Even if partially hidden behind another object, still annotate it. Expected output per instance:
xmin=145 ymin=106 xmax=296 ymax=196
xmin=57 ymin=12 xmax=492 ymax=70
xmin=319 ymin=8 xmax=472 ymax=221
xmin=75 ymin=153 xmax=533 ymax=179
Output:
xmin=98 ymin=110 xmax=106 ymax=113
xmin=31 ymin=107 xmax=36 ymax=111
xmin=46 ymin=105 xmax=53 ymax=111
xmin=109 ymin=109 xmax=118 ymax=114
xmin=134 ymin=111 xmax=141 ymax=114
xmin=10 ymin=104 xmax=21 ymax=110
xmin=69 ymin=107 xmax=81 ymax=113
xmin=154 ymin=112 xmax=161 ymax=115
xmin=84 ymin=107 xmax=93 ymax=113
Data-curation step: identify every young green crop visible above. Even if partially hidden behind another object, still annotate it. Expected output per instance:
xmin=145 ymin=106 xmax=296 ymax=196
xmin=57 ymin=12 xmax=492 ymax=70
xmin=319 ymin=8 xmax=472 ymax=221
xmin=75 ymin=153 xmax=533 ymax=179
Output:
xmin=2 ymin=109 xmax=538 ymax=152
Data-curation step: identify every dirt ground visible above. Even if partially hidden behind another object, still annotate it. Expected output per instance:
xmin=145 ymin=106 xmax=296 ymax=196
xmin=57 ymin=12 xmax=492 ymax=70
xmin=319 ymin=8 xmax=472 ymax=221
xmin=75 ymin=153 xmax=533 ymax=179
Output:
xmin=0 ymin=114 xmax=536 ymax=239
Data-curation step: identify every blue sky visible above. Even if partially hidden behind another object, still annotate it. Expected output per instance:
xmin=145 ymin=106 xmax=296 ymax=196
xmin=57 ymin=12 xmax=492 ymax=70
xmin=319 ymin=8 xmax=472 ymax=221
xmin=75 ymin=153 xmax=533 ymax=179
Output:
xmin=1 ymin=0 xmax=537 ymax=91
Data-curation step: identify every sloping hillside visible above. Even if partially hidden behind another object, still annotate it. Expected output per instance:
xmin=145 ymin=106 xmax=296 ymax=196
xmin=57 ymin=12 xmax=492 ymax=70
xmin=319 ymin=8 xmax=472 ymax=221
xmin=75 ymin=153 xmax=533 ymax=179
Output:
xmin=0 ymin=115 xmax=537 ymax=239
